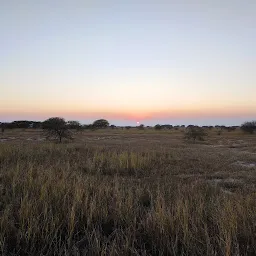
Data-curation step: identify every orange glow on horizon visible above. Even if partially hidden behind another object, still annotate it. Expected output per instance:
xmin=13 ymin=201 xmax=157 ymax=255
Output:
xmin=1 ymin=104 xmax=256 ymax=122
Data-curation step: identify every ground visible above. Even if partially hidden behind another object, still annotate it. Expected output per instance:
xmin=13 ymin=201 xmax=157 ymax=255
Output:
xmin=0 ymin=128 xmax=256 ymax=255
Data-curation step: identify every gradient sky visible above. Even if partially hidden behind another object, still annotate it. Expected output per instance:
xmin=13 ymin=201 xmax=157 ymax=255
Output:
xmin=1 ymin=0 xmax=255 ymax=125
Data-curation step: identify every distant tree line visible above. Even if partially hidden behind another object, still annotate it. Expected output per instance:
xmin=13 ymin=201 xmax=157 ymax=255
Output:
xmin=1 ymin=119 xmax=255 ymax=137
xmin=0 ymin=121 xmax=42 ymax=130
xmin=0 ymin=119 xmax=110 ymax=130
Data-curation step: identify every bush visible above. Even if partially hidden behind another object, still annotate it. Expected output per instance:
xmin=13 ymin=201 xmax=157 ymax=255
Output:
xmin=66 ymin=121 xmax=82 ymax=130
xmin=0 ymin=122 xmax=6 ymax=133
xmin=162 ymin=124 xmax=173 ymax=130
xmin=184 ymin=126 xmax=207 ymax=142
xmin=138 ymin=124 xmax=145 ymax=130
xmin=154 ymin=124 xmax=162 ymax=130
xmin=227 ymin=126 xmax=237 ymax=132
xmin=241 ymin=121 xmax=256 ymax=134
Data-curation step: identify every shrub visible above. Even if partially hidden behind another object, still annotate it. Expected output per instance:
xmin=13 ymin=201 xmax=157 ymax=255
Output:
xmin=227 ymin=126 xmax=237 ymax=132
xmin=184 ymin=126 xmax=207 ymax=142
xmin=138 ymin=124 xmax=145 ymax=130
xmin=162 ymin=124 xmax=173 ymax=130
xmin=66 ymin=120 xmax=82 ymax=130
xmin=0 ymin=122 xmax=6 ymax=133
xmin=241 ymin=121 xmax=256 ymax=134
xmin=154 ymin=124 xmax=162 ymax=130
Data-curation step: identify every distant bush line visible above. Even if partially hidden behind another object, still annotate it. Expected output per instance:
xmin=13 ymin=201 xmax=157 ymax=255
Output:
xmin=0 ymin=118 xmax=255 ymax=135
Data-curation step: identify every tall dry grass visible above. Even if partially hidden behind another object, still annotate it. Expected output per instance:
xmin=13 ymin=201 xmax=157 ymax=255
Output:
xmin=0 ymin=140 xmax=256 ymax=255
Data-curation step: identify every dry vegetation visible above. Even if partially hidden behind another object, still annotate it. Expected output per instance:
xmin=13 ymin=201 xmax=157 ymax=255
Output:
xmin=1 ymin=128 xmax=256 ymax=255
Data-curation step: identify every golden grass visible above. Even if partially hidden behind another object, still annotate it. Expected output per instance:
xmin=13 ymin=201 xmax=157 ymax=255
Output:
xmin=0 ymin=129 xmax=256 ymax=255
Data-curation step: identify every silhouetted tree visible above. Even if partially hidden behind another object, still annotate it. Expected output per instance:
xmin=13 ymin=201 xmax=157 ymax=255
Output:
xmin=5 ymin=123 xmax=13 ymax=129
xmin=187 ymin=125 xmax=197 ymax=129
xmin=10 ymin=120 xmax=32 ymax=129
xmin=138 ymin=124 xmax=144 ymax=130
xmin=83 ymin=124 xmax=96 ymax=131
xmin=0 ymin=123 xmax=5 ymax=133
xmin=110 ymin=125 xmax=116 ymax=129
xmin=162 ymin=124 xmax=173 ymax=130
xmin=67 ymin=120 xmax=82 ymax=130
xmin=33 ymin=122 xmax=42 ymax=129
xmin=241 ymin=121 xmax=256 ymax=134
xmin=2 ymin=121 xmax=42 ymax=129
xmin=42 ymin=117 xmax=72 ymax=143
xmin=227 ymin=126 xmax=237 ymax=132
xmin=155 ymin=124 xmax=162 ymax=130
xmin=92 ymin=119 xmax=109 ymax=129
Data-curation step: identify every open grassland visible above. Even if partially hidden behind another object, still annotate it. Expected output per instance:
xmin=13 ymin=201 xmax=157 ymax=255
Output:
xmin=1 ymin=129 xmax=256 ymax=255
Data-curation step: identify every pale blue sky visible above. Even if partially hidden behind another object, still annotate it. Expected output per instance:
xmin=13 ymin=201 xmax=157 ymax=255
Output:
xmin=1 ymin=0 xmax=255 ymax=125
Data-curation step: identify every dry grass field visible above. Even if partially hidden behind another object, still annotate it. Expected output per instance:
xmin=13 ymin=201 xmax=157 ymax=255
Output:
xmin=1 ymin=128 xmax=256 ymax=255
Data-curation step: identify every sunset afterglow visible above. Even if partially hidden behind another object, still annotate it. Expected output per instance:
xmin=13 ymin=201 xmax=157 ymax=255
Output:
xmin=1 ymin=1 xmax=255 ymax=125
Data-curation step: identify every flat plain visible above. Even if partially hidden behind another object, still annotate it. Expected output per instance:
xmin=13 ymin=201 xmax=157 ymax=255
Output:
xmin=1 ymin=128 xmax=256 ymax=255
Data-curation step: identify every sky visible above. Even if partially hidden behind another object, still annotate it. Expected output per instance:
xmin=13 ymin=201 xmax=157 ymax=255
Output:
xmin=1 ymin=0 xmax=255 ymax=126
